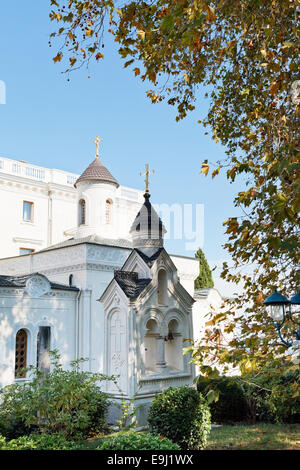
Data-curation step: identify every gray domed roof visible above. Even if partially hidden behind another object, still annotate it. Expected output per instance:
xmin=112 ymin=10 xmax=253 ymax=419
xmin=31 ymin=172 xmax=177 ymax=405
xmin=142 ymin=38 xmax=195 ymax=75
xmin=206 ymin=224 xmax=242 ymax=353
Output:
xmin=74 ymin=158 xmax=119 ymax=188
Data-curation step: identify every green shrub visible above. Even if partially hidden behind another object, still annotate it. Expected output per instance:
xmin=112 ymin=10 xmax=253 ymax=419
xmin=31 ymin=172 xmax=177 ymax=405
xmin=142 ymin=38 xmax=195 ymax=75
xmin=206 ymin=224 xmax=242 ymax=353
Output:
xmin=0 ymin=417 xmax=37 ymax=441
xmin=0 ymin=436 xmax=6 ymax=448
xmin=242 ymin=365 xmax=300 ymax=424
xmin=197 ymin=376 xmax=249 ymax=424
xmin=0 ymin=433 xmax=80 ymax=450
xmin=148 ymin=386 xmax=211 ymax=450
xmin=0 ymin=351 xmax=112 ymax=439
xmin=97 ymin=432 xmax=180 ymax=450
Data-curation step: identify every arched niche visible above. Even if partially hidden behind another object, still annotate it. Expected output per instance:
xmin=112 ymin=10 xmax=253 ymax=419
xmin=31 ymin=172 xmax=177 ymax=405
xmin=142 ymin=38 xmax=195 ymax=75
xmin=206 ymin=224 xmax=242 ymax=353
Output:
xmin=157 ymin=269 xmax=168 ymax=306
xmin=144 ymin=318 xmax=159 ymax=373
xmin=78 ymin=198 xmax=86 ymax=225
xmin=165 ymin=318 xmax=183 ymax=371
xmin=36 ymin=326 xmax=51 ymax=374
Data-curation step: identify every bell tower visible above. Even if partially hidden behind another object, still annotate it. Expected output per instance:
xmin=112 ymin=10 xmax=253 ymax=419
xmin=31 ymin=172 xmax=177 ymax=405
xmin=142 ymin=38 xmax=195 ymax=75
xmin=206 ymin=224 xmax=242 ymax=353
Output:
xmin=74 ymin=137 xmax=119 ymax=239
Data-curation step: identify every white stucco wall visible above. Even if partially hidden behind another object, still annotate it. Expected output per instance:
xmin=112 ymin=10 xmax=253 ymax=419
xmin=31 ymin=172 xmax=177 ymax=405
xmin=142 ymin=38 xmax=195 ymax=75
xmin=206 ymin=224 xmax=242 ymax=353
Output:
xmin=0 ymin=156 xmax=144 ymax=259
xmin=0 ymin=287 xmax=78 ymax=388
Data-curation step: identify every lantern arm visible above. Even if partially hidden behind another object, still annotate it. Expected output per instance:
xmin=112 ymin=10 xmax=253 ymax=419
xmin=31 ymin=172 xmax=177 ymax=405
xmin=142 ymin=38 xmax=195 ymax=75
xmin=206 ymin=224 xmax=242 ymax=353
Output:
xmin=275 ymin=323 xmax=293 ymax=348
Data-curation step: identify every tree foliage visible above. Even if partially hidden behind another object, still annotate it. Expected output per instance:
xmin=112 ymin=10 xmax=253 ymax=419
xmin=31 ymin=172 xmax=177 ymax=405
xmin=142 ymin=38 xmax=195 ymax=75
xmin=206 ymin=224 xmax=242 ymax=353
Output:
xmin=49 ymin=1 xmax=300 ymax=387
xmin=195 ymin=247 xmax=214 ymax=289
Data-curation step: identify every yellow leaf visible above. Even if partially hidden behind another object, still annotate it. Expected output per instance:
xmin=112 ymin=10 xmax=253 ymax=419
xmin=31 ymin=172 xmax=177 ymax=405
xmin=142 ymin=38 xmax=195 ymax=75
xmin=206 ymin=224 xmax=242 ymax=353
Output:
xmin=212 ymin=168 xmax=220 ymax=179
xmin=261 ymin=49 xmax=267 ymax=58
xmin=183 ymin=73 xmax=189 ymax=83
xmin=85 ymin=28 xmax=93 ymax=37
xmin=69 ymin=57 xmax=76 ymax=67
xmin=137 ymin=30 xmax=145 ymax=40
xmin=201 ymin=163 xmax=209 ymax=176
xmin=281 ymin=115 xmax=287 ymax=123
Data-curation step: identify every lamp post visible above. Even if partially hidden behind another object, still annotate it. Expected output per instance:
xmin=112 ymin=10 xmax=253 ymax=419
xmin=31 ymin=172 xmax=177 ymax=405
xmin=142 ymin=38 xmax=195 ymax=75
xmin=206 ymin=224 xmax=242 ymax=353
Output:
xmin=263 ymin=289 xmax=300 ymax=347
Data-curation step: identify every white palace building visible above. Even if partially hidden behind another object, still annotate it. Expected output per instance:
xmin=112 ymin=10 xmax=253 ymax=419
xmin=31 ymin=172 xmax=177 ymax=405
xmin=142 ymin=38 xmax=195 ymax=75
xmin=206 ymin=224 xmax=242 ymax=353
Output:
xmin=0 ymin=143 xmax=224 ymax=424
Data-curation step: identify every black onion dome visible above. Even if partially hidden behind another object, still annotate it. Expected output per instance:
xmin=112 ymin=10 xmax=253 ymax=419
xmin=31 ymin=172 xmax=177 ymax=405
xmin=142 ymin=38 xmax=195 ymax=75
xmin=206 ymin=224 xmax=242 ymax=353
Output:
xmin=130 ymin=193 xmax=165 ymax=237
xmin=74 ymin=158 xmax=119 ymax=188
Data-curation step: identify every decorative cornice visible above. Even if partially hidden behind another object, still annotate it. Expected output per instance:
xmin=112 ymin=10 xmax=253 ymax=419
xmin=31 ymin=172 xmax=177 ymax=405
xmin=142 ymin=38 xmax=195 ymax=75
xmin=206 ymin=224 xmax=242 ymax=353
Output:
xmin=13 ymin=237 xmax=43 ymax=246
xmin=40 ymin=262 xmax=124 ymax=276
xmin=0 ymin=288 xmax=77 ymax=298
xmin=0 ymin=288 xmax=24 ymax=296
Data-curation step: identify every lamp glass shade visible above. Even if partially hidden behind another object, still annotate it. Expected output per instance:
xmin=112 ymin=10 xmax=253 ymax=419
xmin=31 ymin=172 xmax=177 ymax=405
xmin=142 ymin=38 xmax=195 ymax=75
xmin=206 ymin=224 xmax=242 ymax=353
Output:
xmin=268 ymin=304 xmax=285 ymax=323
xmin=289 ymin=291 xmax=300 ymax=320
xmin=290 ymin=291 xmax=300 ymax=305
xmin=290 ymin=304 xmax=300 ymax=322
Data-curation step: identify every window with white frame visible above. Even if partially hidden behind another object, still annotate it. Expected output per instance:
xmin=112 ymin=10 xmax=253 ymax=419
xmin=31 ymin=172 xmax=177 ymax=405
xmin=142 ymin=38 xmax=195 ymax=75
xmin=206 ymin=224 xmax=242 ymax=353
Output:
xmin=19 ymin=248 xmax=35 ymax=256
xmin=23 ymin=201 xmax=34 ymax=222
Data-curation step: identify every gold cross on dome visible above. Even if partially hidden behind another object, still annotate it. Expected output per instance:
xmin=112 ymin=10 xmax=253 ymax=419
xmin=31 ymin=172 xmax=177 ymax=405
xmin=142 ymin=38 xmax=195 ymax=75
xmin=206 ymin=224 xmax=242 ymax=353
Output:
xmin=140 ymin=164 xmax=154 ymax=194
xmin=94 ymin=135 xmax=102 ymax=159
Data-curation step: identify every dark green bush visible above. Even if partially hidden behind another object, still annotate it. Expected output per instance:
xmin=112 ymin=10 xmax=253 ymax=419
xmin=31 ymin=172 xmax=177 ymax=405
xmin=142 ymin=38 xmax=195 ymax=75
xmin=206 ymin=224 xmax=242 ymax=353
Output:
xmin=148 ymin=386 xmax=211 ymax=450
xmin=243 ymin=366 xmax=300 ymax=424
xmin=97 ymin=432 xmax=180 ymax=450
xmin=197 ymin=376 xmax=249 ymax=424
xmin=0 ymin=417 xmax=37 ymax=441
xmin=0 ymin=352 xmax=112 ymax=439
xmin=197 ymin=366 xmax=300 ymax=425
xmin=0 ymin=433 xmax=80 ymax=450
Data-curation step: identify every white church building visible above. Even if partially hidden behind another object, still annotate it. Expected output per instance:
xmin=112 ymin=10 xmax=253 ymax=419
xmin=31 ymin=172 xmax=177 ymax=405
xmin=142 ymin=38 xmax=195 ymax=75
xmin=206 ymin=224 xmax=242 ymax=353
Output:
xmin=0 ymin=146 xmax=224 ymax=424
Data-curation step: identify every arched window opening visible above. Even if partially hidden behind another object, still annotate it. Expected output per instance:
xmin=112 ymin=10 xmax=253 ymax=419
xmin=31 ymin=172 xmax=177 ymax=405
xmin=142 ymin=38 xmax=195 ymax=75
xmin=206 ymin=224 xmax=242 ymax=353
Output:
xmin=165 ymin=319 xmax=183 ymax=371
xmin=144 ymin=318 xmax=159 ymax=373
xmin=105 ymin=199 xmax=112 ymax=224
xmin=79 ymin=199 xmax=86 ymax=225
xmin=37 ymin=327 xmax=51 ymax=374
xmin=15 ymin=329 xmax=28 ymax=378
xmin=69 ymin=274 xmax=74 ymax=286
xmin=157 ymin=270 xmax=168 ymax=305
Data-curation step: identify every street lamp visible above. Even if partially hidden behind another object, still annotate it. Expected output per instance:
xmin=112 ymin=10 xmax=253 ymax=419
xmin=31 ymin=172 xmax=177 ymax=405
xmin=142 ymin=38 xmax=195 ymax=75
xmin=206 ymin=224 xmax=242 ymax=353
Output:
xmin=263 ymin=289 xmax=300 ymax=347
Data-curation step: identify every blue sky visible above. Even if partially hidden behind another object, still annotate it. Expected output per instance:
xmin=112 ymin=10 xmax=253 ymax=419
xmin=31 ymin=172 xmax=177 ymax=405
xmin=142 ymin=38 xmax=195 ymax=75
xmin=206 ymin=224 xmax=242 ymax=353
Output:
xmin=0 ymin=2 xmax=245 ymax=292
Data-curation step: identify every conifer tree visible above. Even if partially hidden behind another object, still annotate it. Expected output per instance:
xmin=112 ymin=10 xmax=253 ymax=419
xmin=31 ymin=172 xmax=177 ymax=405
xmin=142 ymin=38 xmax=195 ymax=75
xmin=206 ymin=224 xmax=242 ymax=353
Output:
xmin=194 ymin=248 xmax=214 ymax=289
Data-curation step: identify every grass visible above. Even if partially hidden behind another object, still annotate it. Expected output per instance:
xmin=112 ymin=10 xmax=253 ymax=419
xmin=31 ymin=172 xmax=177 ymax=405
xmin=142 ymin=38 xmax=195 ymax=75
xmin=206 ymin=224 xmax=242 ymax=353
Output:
xmin=81 ymin=430 xmax=124 ymax=450
xmin=206 ymin=423 xmax=300 ymax=450
xmin=81 ymin=423 xmax=300 ymax=450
